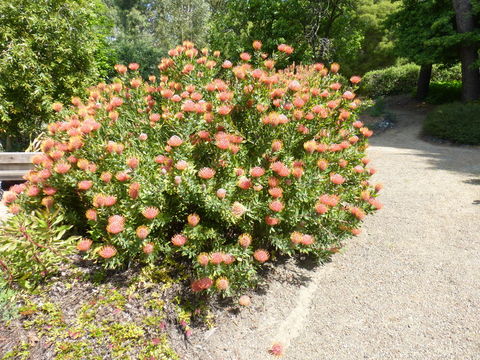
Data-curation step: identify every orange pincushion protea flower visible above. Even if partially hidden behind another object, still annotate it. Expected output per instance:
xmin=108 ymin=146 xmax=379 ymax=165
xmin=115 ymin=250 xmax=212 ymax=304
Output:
xmin=171 ymin=234 xmax=187 ymax=246
xmin=136 ymin=225 xmax=150 ymax=239
xmin=253 ymin=249 xmax=269 ymax=263
xmin=215 ymin=277 xmax=229 ymax=290
xmin=198 ymin=167 xmax=215 ymax=179
xmin=191 ymin=277 xmax=213 ymax=292
xmin=142 ymin=206 xmax=159 ymax=219
xmin=142 ymin=242 xmax=154 ymax=254
xmin=98 ymin=245 xmax=117 ymax=259
xmin=187 ymin=213 xmax=200 ymax=226
xmin=238 ymin=233 xmax=252 ymax=248
xmin=77 ymin=238 xmax=93 ymax=252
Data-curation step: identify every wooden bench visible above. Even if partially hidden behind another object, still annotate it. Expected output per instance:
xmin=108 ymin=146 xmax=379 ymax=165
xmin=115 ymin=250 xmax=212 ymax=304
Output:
xmin=0 ymin=152 xmax=39 ymax=181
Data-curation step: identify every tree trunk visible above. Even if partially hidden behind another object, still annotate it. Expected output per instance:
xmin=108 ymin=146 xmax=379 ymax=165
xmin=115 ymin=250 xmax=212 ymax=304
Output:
xmin=452 ymin=0 xmax=480 ymax=101
xmin=416 ymin=64 xmax=432 ymax=101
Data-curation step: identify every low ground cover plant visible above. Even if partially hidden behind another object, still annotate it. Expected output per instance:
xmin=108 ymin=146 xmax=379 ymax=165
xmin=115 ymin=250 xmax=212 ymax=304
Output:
xmin=2 ymin=41 xmax=381 ymax=295
xmin=423 ymin=102 xmax=480 ymax=145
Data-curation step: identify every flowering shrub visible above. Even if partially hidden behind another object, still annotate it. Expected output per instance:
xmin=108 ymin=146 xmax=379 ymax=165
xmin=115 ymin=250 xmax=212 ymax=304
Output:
xmin=0 ymin=208 xmax=79 ymax=288
xmin=5 ymin=41 xmax=382 ymax=294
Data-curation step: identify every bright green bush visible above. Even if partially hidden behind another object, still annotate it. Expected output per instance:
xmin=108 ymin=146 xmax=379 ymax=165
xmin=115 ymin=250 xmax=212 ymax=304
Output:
xmin=0 ymin=208 xmax=78 ymax=289
xmin=425 ymin=81 xmax=462 ymax=104
xmin=361 ymin=64 xmax=419 ymax=97
xmin=431 ymin=64 xmax=462 ymax=83
xmin=5 ymin=41 xmax=381 ymax=295
xmin=423 ymin=102 xmax=480 ymax=145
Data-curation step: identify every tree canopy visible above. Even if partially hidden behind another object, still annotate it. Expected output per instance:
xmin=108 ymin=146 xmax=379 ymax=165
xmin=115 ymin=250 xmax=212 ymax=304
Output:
xmin=0 ymin=0 xmax=114 ymax=150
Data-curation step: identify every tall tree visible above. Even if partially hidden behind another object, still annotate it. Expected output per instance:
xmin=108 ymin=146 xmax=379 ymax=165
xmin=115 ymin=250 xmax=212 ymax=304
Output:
xmin=0 ymin=0 xmax=114 ymax=150
xmin=106 ymin=0 xmax=211 ymax=77
xmin=452 ymin=0 xmax=480 ymax=101
xmin=386 ymin=0 xmax=457 ymax=100
xmin=208 ymin=0 xmax=311 ymax=64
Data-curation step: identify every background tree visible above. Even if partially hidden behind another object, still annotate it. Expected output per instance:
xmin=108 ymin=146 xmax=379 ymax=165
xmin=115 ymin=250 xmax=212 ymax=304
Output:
xmin=208 ymin=0 xmax=312 ymax=64
xmin=386 ymin=0 xmax=458 ymax=100
xmin=452 ymin=0 xmax=480 ymax=101
xmin=0 ymin=0 xmax=114 ymax=150
xmin=106 ymin=0 xmax=211 ymax=77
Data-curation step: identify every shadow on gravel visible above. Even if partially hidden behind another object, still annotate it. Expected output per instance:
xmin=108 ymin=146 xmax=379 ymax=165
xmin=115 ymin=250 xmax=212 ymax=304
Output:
xmin=368 ymin=101 xmax=480 ymax=178
xmin=464 ymin=178 xmax=480 ymax=185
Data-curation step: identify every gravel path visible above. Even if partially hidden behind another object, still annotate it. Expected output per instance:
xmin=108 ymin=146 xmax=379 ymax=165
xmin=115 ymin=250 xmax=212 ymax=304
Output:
xmin=180 ymin=99 xmax=480 ymax=360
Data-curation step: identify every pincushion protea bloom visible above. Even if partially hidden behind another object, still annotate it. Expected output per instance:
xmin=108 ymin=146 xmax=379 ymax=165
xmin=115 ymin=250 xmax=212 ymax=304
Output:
xmin=85 ymin=209 xmax=97 ymax=221
xmin=330 ymin=173 xmax=345 ymax=185
xmin=142 ymin=242 xmax=154 ymax=254
xmin=191 ymin=277 xmax=213 ymax=292
xmin=8 ymin=204 xmax=21 ymax=214
xmin=142 ymin=206 xmax=159 ymax=219
xmin=250 ymin=166 xmax=265 ymax=177
xmin=171 ymin=234 xmax=187 ymax=246
xmin=215 ymin=277 xmax=229 ymax=290
xmin=136 ymin=225 xmax=150 ymax=239
xmin=231 ymin=202 xmax=247 ymax=217
xmin=187 ymin=213 xmax=200 ymax=226
xmin=198 ymin=167 xmax=215 ymax=179
xmin=301 ymin=234 xmax=315 ymax=245
xmin=106 ymin=221 xmax=124 ymax=234
xmin=77 ymin=238 xmax=93 ymax=251
xmin=315 ymin=202 xmax=328 ymax=214
xmin=253 ymin=249 xmax=269 ymax=263
xmin=167 ymin=135 xmax=183 ymax=147
xmin=239 ymin=295 xmax=251 ymax=306
xmin=238 ymin=233 xmax=252 ymax=248
xmin=100 ymin=172 xmax=112 ymax=182
xmin=290 ymin=231 xmax=303 ymax=244
xmin=197 ymin=253 xmax=210 ymax=266
xmin=126 ymin=157 xmax=139 ymax=169
xmin=269 ymin=200 xmax=284 ymax=212
xmin=78 ymin=180 xmax=93 ymax=191
xmin=54 ymin=162 xmax=71 ymax=174
xmin=210 ymin=252 xmax=224 ymax=265
xmin=269 ymin=343 xmax=283 ymax=356
xmin=98 ymin=245 xmax=117 ymax=259
xmin=265 ymin=215 xmax=280 ymax=226
xmin=128 ymin=182 xmax=140 ymax=199
xmin=216 ymin=188 xmax=227 ymax=199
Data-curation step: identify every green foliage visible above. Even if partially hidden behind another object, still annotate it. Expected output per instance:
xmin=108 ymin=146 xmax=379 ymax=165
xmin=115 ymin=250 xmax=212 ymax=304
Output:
xmin=423 ymin=102 xmax=480 ymax=144
xmin=431 ymin=63 xmax=462 ymax=82
xmin=0 ymin=208 xmax=79 ymax=289
xmin=339 ymin=0 xmax=399 ymax=75
xmin=0 ymin=276 xmax=18 ymax=321
xmin=11 ymin=42 xmax=380 ymax=295
xmin=0 ymin=0 xmax=114 ymax=150
xmin=365 ymin=97 xmax=386 ymax=117
xmin=361 ymin=64 xmax=419 ymax=97
xmin=386 ymin=0 xmax=457 ymax=66
xmin=106 ymin=0 xmax=211 ymax=77
xmin=426 ymin=81 xmax=462 ymax=104
xmin=208 ymin=0 xmax=313 ymax=65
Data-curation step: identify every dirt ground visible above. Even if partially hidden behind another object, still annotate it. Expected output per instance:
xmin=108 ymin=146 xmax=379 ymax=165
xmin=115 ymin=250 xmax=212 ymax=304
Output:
xmin=174 ymin=97 xmax=480 ymax=360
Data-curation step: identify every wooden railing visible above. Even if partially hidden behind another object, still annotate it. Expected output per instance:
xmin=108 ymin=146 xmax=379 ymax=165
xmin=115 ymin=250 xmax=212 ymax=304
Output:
xmin=0 ymin=152 xmax=39 ymax=181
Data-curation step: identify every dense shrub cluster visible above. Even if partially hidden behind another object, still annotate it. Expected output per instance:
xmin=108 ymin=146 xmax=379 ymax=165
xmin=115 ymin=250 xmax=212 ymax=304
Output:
xmin=361 ymin=64 xmax=419 ymax=97
xmin=423 ymin=102 xmax=480 ymax=145
xmin=3 ymin=41 xmax=381 ymax=294
xmin=361 ymin=63 xmax=461 ymax=98
xmin=425 ymin=81 xmax=462 ymax=104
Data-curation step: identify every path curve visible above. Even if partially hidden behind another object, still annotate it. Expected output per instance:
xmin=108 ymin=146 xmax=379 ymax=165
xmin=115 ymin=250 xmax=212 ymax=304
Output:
xmin=181 ymin=98 xmax=480 ymax=360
